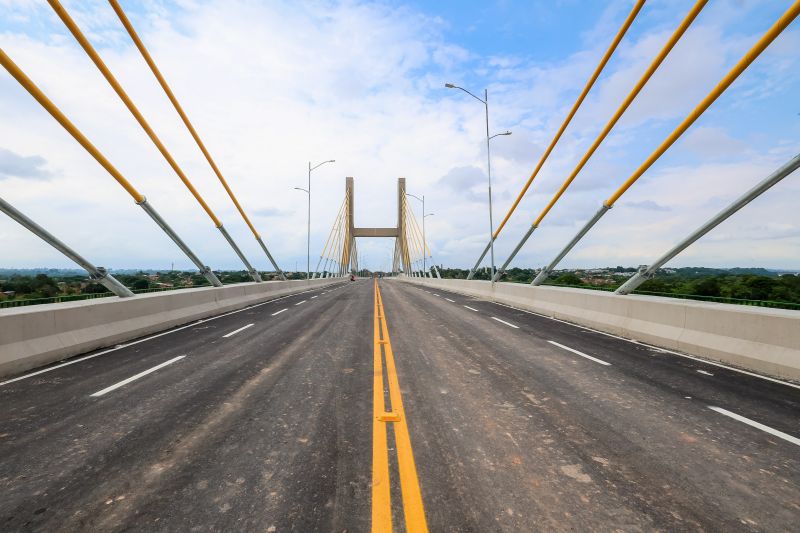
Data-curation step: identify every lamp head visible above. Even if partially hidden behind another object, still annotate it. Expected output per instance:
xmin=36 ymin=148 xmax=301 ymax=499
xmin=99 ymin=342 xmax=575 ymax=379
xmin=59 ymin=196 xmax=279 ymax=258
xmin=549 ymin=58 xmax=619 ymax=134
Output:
xmin=444 ymin=83 xmax=456 ymax=88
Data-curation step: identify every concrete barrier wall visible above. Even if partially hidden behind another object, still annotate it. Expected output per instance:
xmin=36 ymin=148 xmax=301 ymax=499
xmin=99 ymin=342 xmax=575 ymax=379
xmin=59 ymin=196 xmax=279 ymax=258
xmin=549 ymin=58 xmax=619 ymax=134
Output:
xmin=397 ymin=277 xmax=800 ymax=381
xmin=0 ymin=278 xmax=343 ymax=379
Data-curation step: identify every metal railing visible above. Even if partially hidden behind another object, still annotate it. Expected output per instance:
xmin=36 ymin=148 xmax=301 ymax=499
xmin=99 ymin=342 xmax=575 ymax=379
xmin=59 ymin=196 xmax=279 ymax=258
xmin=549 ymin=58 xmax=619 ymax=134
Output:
xmin=0 ymin=291 xmax=113 ymax=308
xmin=541 ymin=282 xmax=800 ymax=311
xmin=0 ymin=283 xmax=212 ymax=309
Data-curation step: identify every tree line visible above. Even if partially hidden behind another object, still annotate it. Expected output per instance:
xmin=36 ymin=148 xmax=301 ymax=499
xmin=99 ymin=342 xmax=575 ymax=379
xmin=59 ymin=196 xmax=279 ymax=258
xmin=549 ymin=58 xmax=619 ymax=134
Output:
xmin=433 ymin=266 xmax=800 ymax=305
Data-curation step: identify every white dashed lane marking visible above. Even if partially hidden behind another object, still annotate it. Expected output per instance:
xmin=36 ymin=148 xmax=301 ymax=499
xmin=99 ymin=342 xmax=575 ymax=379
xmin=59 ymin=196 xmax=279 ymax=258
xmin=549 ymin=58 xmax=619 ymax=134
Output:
xmin=548 ymin=340 xmax=611 ymax=366
xmin=708 ymin=406 xmax=800 ymax=447
xmin=90 ymin=356 xmax=186 ymax=397
xmin=222 ymin=323 xmax=254 ymax=338
xmin=491 ymin=317 xmax=519 ymax=329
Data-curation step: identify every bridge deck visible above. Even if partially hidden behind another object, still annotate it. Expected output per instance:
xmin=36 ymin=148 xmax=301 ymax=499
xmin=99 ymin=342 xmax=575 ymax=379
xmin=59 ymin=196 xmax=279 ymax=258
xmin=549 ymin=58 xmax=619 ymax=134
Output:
xmin=0 ymin=279 xmax=798 ymax=531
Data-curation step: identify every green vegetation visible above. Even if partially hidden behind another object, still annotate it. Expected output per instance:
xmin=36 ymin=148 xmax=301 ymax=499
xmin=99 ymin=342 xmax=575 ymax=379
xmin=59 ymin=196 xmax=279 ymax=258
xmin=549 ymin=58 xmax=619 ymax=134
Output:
xmin=432 ymin=266 xmax=800 ymax=309
xmin=635 ymin=271 xmax=800 ymax=303
xmin=0 ymin=269 xmax=291 ymax=307
xmin=3 ymin=266 xmax=798 ymax=310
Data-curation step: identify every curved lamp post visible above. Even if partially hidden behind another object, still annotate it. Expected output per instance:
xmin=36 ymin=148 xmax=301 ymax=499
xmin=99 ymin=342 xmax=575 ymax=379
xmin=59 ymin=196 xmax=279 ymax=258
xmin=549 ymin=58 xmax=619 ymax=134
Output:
xmin=445 ymin=82 xmax=511 ymax=284
xmin=405 ymin=192 xmax=434 ymax=276
xmin=294 ymin=159 xmax=335 ymax=279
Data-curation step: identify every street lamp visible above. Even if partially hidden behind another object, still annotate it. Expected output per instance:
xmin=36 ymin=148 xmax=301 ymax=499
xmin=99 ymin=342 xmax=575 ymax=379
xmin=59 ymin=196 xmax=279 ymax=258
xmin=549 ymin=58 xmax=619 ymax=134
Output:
xmin=423 ymin=212 xmax=435 ymax=277
xmin=445 ymin=83 xmax=511 ymax=284
xmin=295 ymin=159 xmax=335 ymax=280
xmin=406 ymin=192 xmax=435 ymax=277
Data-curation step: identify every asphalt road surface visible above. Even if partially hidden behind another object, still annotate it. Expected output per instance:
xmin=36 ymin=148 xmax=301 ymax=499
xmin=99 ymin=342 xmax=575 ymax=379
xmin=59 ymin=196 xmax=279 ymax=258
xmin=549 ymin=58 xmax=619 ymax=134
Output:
xmin=1 ymin=279 xmax=798 ymax=532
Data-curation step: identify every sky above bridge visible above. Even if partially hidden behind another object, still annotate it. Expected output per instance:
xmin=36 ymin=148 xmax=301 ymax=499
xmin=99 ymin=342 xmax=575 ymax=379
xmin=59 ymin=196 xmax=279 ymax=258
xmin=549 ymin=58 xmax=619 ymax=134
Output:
xmin=1 ymin=0 xmax=799 ymax=272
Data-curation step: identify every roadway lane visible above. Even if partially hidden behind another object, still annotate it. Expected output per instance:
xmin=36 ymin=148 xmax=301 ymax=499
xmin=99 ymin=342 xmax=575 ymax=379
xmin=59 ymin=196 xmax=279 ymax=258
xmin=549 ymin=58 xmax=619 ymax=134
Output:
xmin=0 ymin=283 xmax=346 ymax=430
xmin=0 ymin=280 xmax=373 ymax=532
xmin=1 ymin=278 xmax=798 ymax=531
xmin=401 ymin=284 xmax=800 ymax=437
xmin=382 ymin=280 xmax=799 ymax=531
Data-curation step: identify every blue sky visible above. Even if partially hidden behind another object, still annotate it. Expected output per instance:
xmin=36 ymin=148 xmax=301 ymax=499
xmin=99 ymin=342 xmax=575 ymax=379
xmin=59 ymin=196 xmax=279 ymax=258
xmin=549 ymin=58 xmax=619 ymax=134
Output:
xmin=404 ymin=1 xmax=614 ymax=58
xmin=1 ymin=0 xmax=799 ymax=272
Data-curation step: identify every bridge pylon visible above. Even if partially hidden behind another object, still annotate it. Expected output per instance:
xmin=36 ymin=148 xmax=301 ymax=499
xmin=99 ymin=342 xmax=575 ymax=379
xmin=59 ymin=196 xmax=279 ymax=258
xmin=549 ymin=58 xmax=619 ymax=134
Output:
xmin=317 ymin=177 xmax=424 ymax=277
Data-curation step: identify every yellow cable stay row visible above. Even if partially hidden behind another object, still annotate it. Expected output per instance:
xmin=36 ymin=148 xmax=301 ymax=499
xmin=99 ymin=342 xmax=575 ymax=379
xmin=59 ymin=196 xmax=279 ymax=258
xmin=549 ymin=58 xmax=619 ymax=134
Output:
xmin=529 ymin=1 xmax=800 ymax=286
xmin=466 ymin=0 xmax=646 ymax=278
xmin=47 ymin=0 xmax=263 ymax=282
xmin=492 ymin=0 xmax=708 ymax=279
xmin=107 ymin=0 xmax=285 ymax=277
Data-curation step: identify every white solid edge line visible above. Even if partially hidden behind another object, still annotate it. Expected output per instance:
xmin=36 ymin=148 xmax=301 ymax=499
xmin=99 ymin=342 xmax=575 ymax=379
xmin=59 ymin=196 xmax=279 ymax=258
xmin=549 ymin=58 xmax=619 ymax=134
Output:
xmin=222 ymin=323 xmax=254 ymax=338
xmin=445 ymin=298 xmax=455 ymax=302
xmin=489 ymin=301 xmax=800 ymax=391
xmin=90 ymin=355 xmax=186 ymax=397
xmin=0 ymin=283 xmax=345 ymax=387
xmin=294 ymin=300 xmax=307 ymax=305
xmin=407 ymin=284 xmax=800 ymax=390
xmin=491 ymin=316 xmax=519 ymax=329
xmin=271 ymin=308 xmax=288 ymax=316
xmin=548 ymin=340 xmax=611 ymax=366
xmin=708 ymin=406 xmax=800 ymax=447
xmin=463 ymin=305 xmax=479 ymax=312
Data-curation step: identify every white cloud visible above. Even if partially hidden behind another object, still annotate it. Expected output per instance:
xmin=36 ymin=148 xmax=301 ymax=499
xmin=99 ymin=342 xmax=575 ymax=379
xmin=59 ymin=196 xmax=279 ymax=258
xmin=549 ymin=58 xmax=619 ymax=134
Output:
xmin=0 ymin=147 xmax=51 ymax=180
xmin=1 ymin=0 xmax=798 ymax=272
xmin=680 ymin=126 xmax=748 ymax=159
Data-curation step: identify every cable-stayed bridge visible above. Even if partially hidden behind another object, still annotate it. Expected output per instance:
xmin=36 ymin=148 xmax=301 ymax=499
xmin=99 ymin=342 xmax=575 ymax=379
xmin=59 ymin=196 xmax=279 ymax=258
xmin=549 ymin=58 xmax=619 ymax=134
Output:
xmin=1 ymin=1 xmax=799 ymax=531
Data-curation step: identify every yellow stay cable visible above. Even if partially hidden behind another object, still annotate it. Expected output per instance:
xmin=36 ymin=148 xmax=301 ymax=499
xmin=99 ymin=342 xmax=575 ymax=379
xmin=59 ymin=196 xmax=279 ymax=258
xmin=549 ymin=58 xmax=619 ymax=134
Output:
xmin=0 ymin=49 xmax=144 ymax=202
xmin=492 ymin=0 xmax=646 ymax=238
xmin=536 ymin=0 xmax=707 ymax=226
xmin=411 ymin=212 xmax=428 ymax=267
xmin=319 ymin=198 xmax=346 ymax=262
xmin=607 ymin=0 xmax=800 ymax=207
xmin=329 ymin=202 xmax=344 ymax=263
xmin=403 ymin=197 xmax=422 ymax=264
xmin=407 ymin=202 xmax=431 ymax=258
xmin=49 ymin=0 xmax=222 ymax=227
xmin=108 ymin=0 xmax=262 ymax=238
xmin=332 ymin=194 xmax=349 ymax=269
xmin=530 ymin=0 xmax=800 ymax=285
xmin=492 ymin=1 xmax=708 ymax=279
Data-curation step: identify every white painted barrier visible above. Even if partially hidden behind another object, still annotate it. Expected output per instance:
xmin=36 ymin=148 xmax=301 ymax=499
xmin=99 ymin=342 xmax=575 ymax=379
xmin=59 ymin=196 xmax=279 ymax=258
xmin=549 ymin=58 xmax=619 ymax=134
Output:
xmin=0 ymin=279 xmax=342 ymax=378
xmin=397 ymin=277 xmax=800 ymax=381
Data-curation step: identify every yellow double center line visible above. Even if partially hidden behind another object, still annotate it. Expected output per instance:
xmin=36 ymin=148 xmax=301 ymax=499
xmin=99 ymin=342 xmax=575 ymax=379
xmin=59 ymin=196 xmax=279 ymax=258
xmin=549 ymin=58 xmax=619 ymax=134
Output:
xmin=372 ymin=279 xmax=428 ymax=532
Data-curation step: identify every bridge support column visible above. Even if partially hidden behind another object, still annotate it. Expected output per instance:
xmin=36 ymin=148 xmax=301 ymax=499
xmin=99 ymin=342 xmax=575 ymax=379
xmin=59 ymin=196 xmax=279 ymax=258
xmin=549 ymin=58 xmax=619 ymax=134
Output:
xmin=0 ymin=196 xmax=134 ymax=298
xmin=532 ymin=203 xmax=611 ymax=286
xmin=616 ymin=153 xmax=800 ymax=295
xmin=137 ymin=197 xmax=223 ymax=287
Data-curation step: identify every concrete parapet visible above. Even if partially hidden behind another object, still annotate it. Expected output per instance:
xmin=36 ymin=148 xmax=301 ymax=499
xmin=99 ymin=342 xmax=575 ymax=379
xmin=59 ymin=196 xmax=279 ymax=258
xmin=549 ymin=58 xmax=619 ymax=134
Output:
xmin=0 ymin=279 xmax=342 ymax=379
xmin=396 ymin=277 xmax=800 ymax=381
